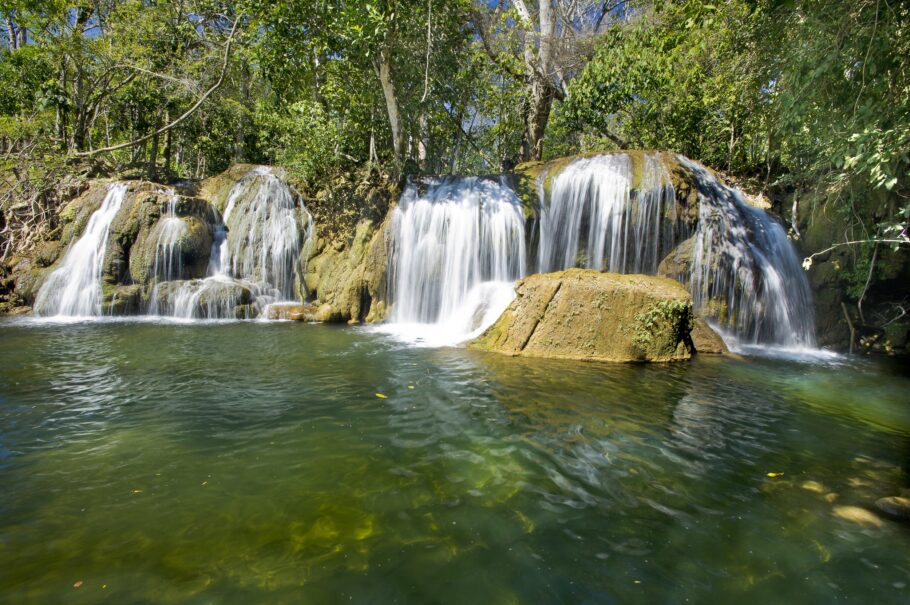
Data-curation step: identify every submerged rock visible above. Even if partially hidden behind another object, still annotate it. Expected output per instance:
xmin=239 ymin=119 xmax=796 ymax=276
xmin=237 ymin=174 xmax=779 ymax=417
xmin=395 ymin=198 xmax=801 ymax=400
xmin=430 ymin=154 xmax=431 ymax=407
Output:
xmin=875 ymin=496 xmax=910 ymax=522
xmin=832 ymin=505 xmax=884 ymax=528
xmin=470 ymin=269 xmax=695 ymax=362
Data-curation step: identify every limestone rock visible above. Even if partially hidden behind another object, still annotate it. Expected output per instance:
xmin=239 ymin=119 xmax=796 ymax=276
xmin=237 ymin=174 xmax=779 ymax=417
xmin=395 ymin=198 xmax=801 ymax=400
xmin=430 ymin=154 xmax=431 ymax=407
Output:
xmin=691 ymin=318 xmax=728 ymax=354
xmin=124 ymin=195 xmax=215 ymax=286
xmin=470 ymin=269 xmax=695 ymax=362
xmin=303 ymin=214 xmax=391 ymax=323
xmin=103 ymin=284 xmax=143 ymax=315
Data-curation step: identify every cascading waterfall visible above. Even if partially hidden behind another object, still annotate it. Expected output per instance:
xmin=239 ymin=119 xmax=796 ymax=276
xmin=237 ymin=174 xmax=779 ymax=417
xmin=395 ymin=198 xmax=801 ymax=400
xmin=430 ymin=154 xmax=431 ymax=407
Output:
xmin=538 ymin=154 xmax=683 ymax=275
xmin=154 ymin=168 xmax=311 ymax=319
xmin=147 ymin=191 xmax=187 ymax=315
xmin=384 ymin=177 xmax=527 ymax=344
xmin=33 ymin=183 xmax=129 ymax=317
xmin=679 ymin=157 xmax=815 ymax=347
xmin=536 ymin=153 xmax=815 ymax=349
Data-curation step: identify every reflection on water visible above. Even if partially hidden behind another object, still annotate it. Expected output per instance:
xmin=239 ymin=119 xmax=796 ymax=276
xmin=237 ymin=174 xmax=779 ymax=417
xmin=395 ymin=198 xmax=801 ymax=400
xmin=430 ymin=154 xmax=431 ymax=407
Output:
xmin=0 ymin=319 xmax=908 ymax=604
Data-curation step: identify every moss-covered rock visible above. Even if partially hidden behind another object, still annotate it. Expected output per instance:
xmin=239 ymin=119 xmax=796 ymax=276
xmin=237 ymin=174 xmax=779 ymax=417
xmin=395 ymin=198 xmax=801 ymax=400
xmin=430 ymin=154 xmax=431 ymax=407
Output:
xmin=102 ymin=284 xmax=143 ymax=315
xmin=470 ymin=269 xmax=695 ymax=362
xmin=125 ymin=196 xmax=214 ymax=287
xmin=153 ymin=279 xmax=253 ymax=319
xmin=303 ymin=213 xmax=391 ymax=324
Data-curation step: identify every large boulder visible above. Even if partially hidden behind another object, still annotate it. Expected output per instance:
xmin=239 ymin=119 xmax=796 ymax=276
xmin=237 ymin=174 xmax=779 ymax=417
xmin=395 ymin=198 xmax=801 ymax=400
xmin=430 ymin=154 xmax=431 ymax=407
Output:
xmin=470 ymin=269 xmax=695 ymax=362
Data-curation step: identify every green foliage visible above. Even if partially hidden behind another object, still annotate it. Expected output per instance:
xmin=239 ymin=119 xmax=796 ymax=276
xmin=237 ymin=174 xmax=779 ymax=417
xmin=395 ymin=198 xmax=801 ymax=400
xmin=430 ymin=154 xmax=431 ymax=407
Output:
xmin=562 ymin=0 xmax=909 ymax=304
xmin=633 ymin=299 xmax=692 ymax=350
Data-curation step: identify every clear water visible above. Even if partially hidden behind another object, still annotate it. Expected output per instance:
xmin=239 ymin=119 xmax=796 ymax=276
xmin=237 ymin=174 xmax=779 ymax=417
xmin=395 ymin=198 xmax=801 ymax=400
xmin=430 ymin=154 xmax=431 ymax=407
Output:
xmin=1 ymin=319 xmax=908 ymax=604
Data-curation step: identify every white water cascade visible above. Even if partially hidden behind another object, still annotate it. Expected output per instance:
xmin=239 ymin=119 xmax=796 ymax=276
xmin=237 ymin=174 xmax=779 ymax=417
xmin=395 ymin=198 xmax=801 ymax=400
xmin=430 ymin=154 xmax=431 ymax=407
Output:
xmin=34 ymin=183 xmax=129 ymax=317
xmin=384 ymin=177 xmax=527 ymax=345
xmin=680 ymin=157 xmax=815 ymax=347
xmin=538 ymin=154 xmax=683 ymax=275
xmin=537 ymin=153 xmax=815 ymax=348
xmin=155 ymin=168 xmax=311 ymax=319
xmin=147 ymin=191 xmax=187 ymax=315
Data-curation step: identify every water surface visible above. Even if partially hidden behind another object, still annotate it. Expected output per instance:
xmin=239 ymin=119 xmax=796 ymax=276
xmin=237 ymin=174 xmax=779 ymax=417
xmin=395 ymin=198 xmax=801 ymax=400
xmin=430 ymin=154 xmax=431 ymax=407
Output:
xmin=1 ymin=319 xmax=908 ymax=603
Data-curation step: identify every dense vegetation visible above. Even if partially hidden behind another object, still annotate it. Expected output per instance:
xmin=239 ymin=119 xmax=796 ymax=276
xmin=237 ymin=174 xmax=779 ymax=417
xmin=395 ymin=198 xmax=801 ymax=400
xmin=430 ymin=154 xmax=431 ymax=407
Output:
xmin=0 ymin=0 xmax=908 ymax=341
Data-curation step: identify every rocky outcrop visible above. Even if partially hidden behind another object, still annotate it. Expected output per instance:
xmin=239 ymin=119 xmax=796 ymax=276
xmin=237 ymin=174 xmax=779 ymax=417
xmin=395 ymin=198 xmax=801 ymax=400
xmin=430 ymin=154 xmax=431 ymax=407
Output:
xmin=302 ymin=214 xmax=391 ymax=324
xmin=5 ymin=181 xmax=113 ymax=307
xmin=470 ymin=269 xmax=695 ymax=362
xmin=119 ymin=194 xmax=214 ymax=287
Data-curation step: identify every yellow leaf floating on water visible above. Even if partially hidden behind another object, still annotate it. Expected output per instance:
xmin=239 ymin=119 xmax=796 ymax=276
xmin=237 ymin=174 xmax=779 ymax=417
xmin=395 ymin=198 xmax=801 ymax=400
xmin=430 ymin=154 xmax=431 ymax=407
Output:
xmin=73 ymin=581 xmax=83 ymax=588
xmin=375 ymin=393 xmax=388 ymax=399
xmin=131 ymin=489 xmax=143 ymax=494
xmin=408 ymin=385 xmax=415 ymax=390
xmin=766 ymin=472 xmax=784 ymax=478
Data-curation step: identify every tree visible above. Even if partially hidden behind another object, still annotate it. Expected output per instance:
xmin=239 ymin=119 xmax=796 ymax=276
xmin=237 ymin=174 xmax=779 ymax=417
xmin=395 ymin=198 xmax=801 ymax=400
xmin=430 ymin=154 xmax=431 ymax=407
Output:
xmin=472 ymin=0 xmax=629 ymax=161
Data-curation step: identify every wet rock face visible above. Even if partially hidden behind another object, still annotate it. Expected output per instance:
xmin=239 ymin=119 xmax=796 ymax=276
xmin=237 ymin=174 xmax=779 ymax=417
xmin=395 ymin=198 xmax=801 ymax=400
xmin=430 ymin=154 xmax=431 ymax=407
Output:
xmin=470 ymin=269 xmax=695 ymax=362
xmin=152 ymin=279 xmax=254 ymax=319
xmin=124 ymin=196 xmax=215 ymax=287
xmin=302 ymin=215 xmax=391 ymax=324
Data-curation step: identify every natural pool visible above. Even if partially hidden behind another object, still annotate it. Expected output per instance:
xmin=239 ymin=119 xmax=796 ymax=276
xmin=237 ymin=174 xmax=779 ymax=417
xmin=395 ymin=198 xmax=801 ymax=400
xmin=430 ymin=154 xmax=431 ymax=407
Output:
xmin=0 ymin=318 xmax=908 ymax=604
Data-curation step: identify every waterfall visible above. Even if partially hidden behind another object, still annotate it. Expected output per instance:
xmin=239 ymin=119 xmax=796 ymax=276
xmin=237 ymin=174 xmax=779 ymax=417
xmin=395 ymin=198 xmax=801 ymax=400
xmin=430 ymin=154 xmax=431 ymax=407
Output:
xmin=538 ymin=154 xmax=683 ymax=275
xmin=34 ymin=183 xmax=129 ymax=317
xmin=154 ymin=168 xmax=310 ymax=319
xmin=679 ymin=157 xmax=816 ymax=347
xmin=536 ymin=153 xmax=815 ymax=349
xmin=147 ymin=192 xmax=187 ymax=315
xmin=384 ymin=177 xmax=527 ymax=345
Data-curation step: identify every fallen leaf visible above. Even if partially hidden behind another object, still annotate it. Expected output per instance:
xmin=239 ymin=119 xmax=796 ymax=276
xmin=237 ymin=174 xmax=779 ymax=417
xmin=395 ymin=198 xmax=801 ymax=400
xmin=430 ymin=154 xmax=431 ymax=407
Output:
xmin=73 ymin=581 xmax=83 ymax=588
xmin=375 ymin=393 xmax=388 ymax=399
xmin=131 ymin=489 xmax=143 ymax=494
xmin=201 ymin=481 xmax=208 ymax=486
xmin=766 ymin=472 xmax=784 ymax=478
xmin=408 ymin=385 xmax=415 ymax=390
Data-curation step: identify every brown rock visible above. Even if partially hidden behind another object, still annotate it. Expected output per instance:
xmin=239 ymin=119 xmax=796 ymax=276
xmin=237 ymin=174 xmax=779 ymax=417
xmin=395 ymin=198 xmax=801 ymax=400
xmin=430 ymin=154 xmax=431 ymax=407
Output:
xmin=875 ymin=496 xmax=910 ymax=522
xmin=470 ymin=269 xmax=694 ymax=363
xmin=692 ymin=318 xmax=728 ymax=354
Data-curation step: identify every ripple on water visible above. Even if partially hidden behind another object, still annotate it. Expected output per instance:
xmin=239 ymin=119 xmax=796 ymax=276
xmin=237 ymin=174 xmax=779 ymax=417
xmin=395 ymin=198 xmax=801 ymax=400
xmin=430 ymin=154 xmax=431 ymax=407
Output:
xmin=0 ymin=319 xmax=909 ymax=604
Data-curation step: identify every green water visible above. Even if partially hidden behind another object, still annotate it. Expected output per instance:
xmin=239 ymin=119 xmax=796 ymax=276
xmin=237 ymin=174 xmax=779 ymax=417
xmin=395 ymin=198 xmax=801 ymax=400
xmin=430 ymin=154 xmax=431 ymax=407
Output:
xmin=1 ymin=319 xmax=908 ymax=604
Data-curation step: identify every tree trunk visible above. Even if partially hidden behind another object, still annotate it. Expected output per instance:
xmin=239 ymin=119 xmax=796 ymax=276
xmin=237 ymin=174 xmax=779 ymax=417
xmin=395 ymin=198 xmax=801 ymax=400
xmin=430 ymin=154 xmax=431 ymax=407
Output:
xmin=418 ymin=112 xmax=429 ymax=171
xmin=163 ymin=107 xmax=173 ymax=178
xmin=524 ymin=77 xmax=555 ymax=161
xmin=516 ymin=0 xmax=556 ymax=162
xmin=148 ymin=114 xmax=160 ymax=182
xmin=373 ymin=43 xmax=404 ymax=163
xmin=6 ymin=14 xmax=17 ymax=50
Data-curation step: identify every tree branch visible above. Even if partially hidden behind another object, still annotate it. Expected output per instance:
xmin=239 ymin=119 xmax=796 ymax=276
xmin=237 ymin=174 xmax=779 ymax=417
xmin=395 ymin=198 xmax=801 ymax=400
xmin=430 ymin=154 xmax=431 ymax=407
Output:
xmin=802 ymin=237 xmax=909 ymax=269
xmin=73 ymin=15 xmax=242 ymax=157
